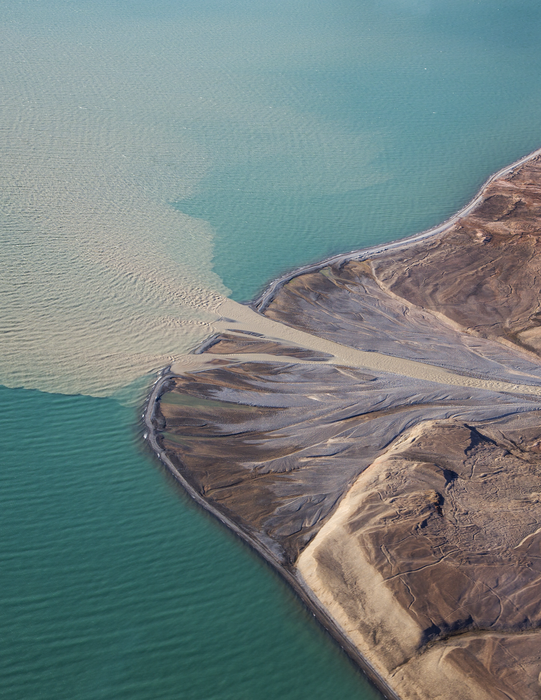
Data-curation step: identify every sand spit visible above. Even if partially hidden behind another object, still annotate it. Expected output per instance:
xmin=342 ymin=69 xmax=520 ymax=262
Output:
xmin=146 ymin=150 xmax=541 ymax=699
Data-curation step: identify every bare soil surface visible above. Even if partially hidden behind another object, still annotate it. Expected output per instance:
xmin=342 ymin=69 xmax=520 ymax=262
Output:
xmin=148 ymin=154 xmax=541 ymax=699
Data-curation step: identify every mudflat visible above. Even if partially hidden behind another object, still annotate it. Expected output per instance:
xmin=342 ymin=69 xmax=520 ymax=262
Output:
xmin=147 ymin=153 xmax=541 ymax=699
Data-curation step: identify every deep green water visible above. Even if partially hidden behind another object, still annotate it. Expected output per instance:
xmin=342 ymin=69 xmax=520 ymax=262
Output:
xmin=2 ymin=0 xmax=541 ymax=698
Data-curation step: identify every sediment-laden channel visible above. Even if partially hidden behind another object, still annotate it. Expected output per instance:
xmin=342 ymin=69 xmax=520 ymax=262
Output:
xmin=145 ymin=150 xmax=541 ymax=700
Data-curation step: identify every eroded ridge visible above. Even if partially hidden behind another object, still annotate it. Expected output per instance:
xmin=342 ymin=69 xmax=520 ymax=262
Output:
xmin=147 ymin=153 xmax=541 ymax=700
xmin=298 ymin=416 xmax=541 ymax=700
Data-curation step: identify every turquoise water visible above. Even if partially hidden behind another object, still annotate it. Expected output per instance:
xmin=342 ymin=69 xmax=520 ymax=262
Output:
xmin=0 ymin=386 xmax=379 ymax=700
xmin=178 ymin=0 xmax=541 ymax=300
xmin=2 ymin=0 xmax=541 ymax=697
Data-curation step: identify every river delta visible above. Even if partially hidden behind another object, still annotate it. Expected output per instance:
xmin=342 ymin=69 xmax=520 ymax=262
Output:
xmin=148 ymin=153 xmax=541 ymax=700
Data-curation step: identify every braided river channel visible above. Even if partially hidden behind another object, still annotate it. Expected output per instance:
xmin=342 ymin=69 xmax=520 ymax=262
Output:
xmin=2 ymin=1 xmax=541 ymax=697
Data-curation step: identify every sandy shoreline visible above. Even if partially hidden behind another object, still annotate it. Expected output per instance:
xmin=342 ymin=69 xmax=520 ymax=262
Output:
xmin=253 ymin=145 xmax=541 ymax=313
xmin=142 ymin=368 xmax=401 ymax=700
xmin=144 ymin=145 xmax=541 ymax=700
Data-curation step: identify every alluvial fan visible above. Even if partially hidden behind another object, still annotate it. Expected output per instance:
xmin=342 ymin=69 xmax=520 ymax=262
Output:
xmin=2 ymin=0 xmax=541 ymax=698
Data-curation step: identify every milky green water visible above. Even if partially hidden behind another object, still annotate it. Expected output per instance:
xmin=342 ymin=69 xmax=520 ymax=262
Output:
xmin=2 ymin=0 xmax=541 ymax=698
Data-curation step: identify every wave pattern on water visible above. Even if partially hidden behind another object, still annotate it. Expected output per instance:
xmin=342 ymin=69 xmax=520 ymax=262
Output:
xmin=2 ymin=1 xmax=541 ymax=699
xmin=0 ymin=385 xmax=381 ymax=700
xmin=3 ymin=0 xmax=541 ymax=394
xmin=0 ymin=26 xmax=229 ymax=396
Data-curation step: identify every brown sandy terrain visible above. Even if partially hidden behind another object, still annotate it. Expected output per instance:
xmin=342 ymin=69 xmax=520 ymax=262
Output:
xmin=146 ymin=153 xmax=541 ymax=699
xmin=371 ymin=156 xmax=541 ymax=357
xmin=298 ymin=415 xmax=541 ymax=699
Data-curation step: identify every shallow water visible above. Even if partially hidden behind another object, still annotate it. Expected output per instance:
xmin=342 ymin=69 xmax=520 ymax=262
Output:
xmin=2 ymin=0 xmax=541 ymax=697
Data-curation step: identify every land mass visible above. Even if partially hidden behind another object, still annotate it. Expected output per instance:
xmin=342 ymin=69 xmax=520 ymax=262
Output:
xmin=145 ymin=150 xmax=541 ymax=700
